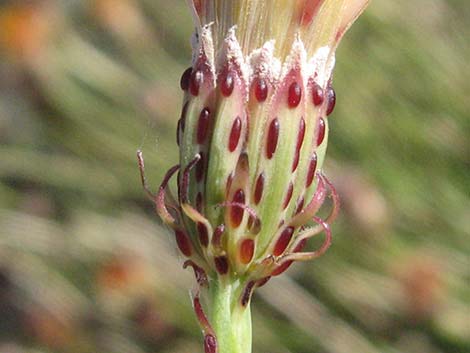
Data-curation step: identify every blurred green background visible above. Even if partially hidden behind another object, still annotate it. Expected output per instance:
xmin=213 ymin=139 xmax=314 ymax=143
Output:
xmin=0 ymin=0 xmax=469 ymax=352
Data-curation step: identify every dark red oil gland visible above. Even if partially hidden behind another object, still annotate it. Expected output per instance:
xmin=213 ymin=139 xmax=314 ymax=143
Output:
xmin=212 ymin=224 xmax=225 ymax=247
xmin=254 ymin=77 xmax=268 ymax=102
xmin=180 ymin=67 xmax=192 ymax=91
xmin=239 ymin=239 xmax=255 ymax=264
xmin=292 ymin=151 xmax=300 ymax=172
xmin=176 ymin=119 xmax=182 ymax=146
xmin=312 ymin=82 xmax=324 ymax=106
xmin=230 ymin=189 xmax=245 ymax=227
xmin=180 ymin=102 xmax=188 ymax=131
xmin=266 ymin=118 xmax=280 ymax=159
xmin=178 ymin=103 xmax=188 ymax=146
xmin=288 ymin=81 xmax=302 ymax=108
xmin=298 ymin=117 xmax=306 ymax=145
xmin=214 ymin=256 xmax=229 ymax=275
xmin=257 ymin=276 xmax=271 ymax=287
xmin=196 ymin=192 xmax=203 ymax=212
xmin=228 ymin=116 xmax=242 ymax=152
xmin=174 ymin=230 xmax=192 ymax=257
xmin=306 ymin=153 xmax=318 ymax=187
xmin=238 ymin=152 xmax=249 ymax=173
xmin=225 ymin=172 xmax=234 ymax=196
xmin=273 ymin=227 xmax=294 ymax=256
xmin=197 ymin=222 xmax=209 ymax=247
xmin=204 ymin=334 xmax=217 ymax=353
xmin=196 ymin=153 xmax=205 ymax=182
xmin=220 ymin=69 xmax=235 ymax=97
xmin=283 ymin=182 xmax=294 ymax=209
xmin=247 ymin=215 xmax=254 ymax=229
xmin=316 ymin=117 xmax=326 ymax=146
xmin=292 ymin=118 xmax=306 ymax=171
xmin=197 ymin=108 xmax=211 ymax=144
xmin=295 ymin=196 xmax=305 ymax=215
xmin=294 ymin=238 xmax=307 ymax=252
xmin=272 ymin=240 xmax=307 ymax=275
xmin=190 ymin=69 xmax=203 ymax=96
xmin=249 ymin=217 xmax=261 ymax=235
xmin=177 ymin=170 xmax=182 ymax=202
xmin=254 ymin=173 xmax=265 ymax=204
xmin=272 ymin=260 xmax=293 ymax=276
xmin=326 ymin=86 xmax=336 ymax=116
xmin=241 ymin=281 xmax=255 ymax=306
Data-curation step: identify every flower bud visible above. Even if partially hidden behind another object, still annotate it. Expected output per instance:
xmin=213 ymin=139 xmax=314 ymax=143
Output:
xmin=146 ymin=0 xmax=368 ymax=302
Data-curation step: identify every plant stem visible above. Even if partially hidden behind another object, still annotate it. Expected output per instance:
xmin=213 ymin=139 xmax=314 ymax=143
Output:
xmin=210 ymin=279 xmax=252 ymax=353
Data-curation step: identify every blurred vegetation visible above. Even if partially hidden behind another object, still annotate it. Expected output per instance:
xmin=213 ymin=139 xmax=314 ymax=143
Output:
xmin=0 ymin=0 xmax=468 ymax=352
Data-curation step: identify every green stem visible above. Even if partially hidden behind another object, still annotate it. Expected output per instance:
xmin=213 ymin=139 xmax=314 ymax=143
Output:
xmin=209 ymin=279 xmax=252 ymax=353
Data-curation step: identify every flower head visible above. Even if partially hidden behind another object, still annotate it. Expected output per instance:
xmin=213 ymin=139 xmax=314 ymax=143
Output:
xmin=141 ymin=0 xmax=367 ymax=323
xmin=138 ymin=1 xmax=369 ymax=351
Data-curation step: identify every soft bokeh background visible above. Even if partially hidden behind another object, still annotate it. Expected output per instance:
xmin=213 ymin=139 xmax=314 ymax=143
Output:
xmin=0 ymin=0 xmax=469 ymax=352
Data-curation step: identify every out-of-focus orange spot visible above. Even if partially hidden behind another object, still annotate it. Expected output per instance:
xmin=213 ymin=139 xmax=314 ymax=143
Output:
xmin=396 ymin=255 xmax=445 ymax=320
xmin=96 ymin=256 xmax=141 ymax=290
xmin=95 ymin=255 xmax=155 ymax=301
xmin=333 ymin=166 xmax=389 ymax=236
xmin=25 ymin=308 xmax=75 ymax=350
xmin=95 ymin=255 xmax=161 ymax=322
xmin=91 ymin=0 xmax=146 ymax=39
xmin=132 ymin=299 xmax=175 ymax=341
xmin=0 ymin=4 xmax=53 ymax=59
